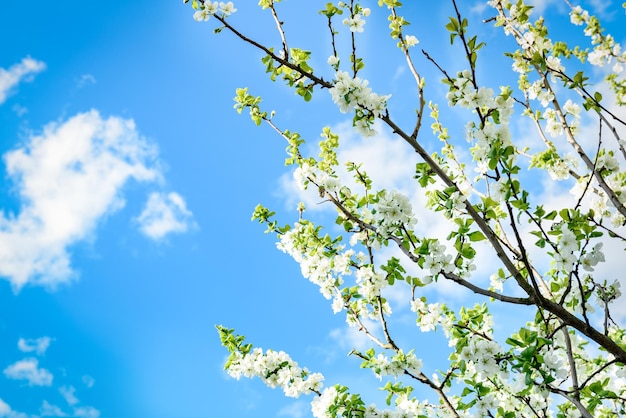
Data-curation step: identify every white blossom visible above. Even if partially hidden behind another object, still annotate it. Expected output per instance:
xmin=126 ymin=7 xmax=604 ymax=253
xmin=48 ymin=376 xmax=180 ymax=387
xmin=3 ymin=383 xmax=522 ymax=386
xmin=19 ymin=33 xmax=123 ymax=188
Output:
xmin=343 ymin=14 xmax=366 ymax=33
xmin=219 ymin=1 xmax=236 ymax=15
xmin=404 ymin=35 xmax=419 ymax=47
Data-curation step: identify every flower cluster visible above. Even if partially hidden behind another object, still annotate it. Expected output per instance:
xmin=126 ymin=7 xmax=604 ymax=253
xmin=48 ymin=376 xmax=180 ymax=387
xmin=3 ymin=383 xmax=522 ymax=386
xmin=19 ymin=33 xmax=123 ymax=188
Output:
xmin=293 ymin=162 xmax=341 ymax=193
xmin=410 ymin=299 xmax=454 ymax=335
xmin=541 ymin=101 xmax=579 ymax=140
xmin=311 ymin=387 xmax=339 ymax=417
xmin=466 ymin=121 xmax=514 ymax=174
xmin=554 ymin=226 xmax=578 ymax=274
xmin=569 ymin=5 xmax=589 ymax=26
xmin=447 ymin=71 xmax=515 ymax=122
xmin=447 ymin=71 xmax=494 ymax=110
xmin=489 ymin=178 xmax=508 ymax=201
xmin=570 ymin=5 xmax=626 ymax=102
xmin=355 ymin=265 xmax=387 ymax=302
xmin=311 ymin=386 xmax=421 ymax=418
xmin=420 ymin=241 xmax=454 ymax=284
xmin=525 ymin=79 xmax=554 ymax=107
xmin=541 ymin=349 xmax=568 ymax=380
xmin=448 ymin=71 xmax=516 ymax=175
xmin=227 ymin=347 xmax=324 ymax=398
xmin=458 ymin=335 xmax=506 ymax=381
xmin=372 ymin=190 xmax=416 ymax=237
xmin=192 ymin=1 xmax=236 ymax=21
xmin=584 ymin=25 xmax=623 ymax=71
xmin=276 ymin=222 xmax=354 ymax=300
xmin=595 ymin=279 xmax=622 ymax=305
xmin=343 ymin=8 xmax=370 ymax=33
xmin=329 ymin=71 xmax=391 ymax=136
xmin=367 ymin=350 xmax=423 ymax=380
xmin=580 ymin=242 xmax=605 ymax=272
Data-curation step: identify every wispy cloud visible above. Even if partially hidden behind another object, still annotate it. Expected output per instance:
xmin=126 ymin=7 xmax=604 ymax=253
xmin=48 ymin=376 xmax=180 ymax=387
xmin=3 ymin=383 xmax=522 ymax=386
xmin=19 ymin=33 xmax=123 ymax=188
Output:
xmin=469 ymin=1 xmax=488 ymax=15
xmin=40 ymin=401 xmax=68 ymax=417
xmin=18 ymin=336 xmax=53 ymax=355
xmin=277 ymin=400 xmax=309 ymax=418
xmin=3 ymin=358 xmax=53 ymax=386
xmin=0 ymin=110 xmax=194 ymax=290
xmin=39 ymin=400 xmax=100 ymax=418
xmin=329 ymin=318 xmax=381 ymax=353
xmin=135 ymin=192 xmax=195 ymax=240
xmin=60 ymin=386 xmax=79 ymax=406
xmin=0 ymin=57 xmax=46 ymax=105
xmin=81 ymin=375 xmax=95 ymax=389
xmin=75 ymin=74 xmax=96 ymax=89
xmin=588 ymin=0 xmax=616 ymax=19
xmin=70 ymin=406 xmax=99 ymax=418
xmin=12 ymin=104 xmax=28 ymax=117
xmin=0 ymin=398 xmax=28 ymax=418
xmin=525 ymin=0 xmax=560 ymax=16
xmin=277 ymin=121 xmax=417 ymax=211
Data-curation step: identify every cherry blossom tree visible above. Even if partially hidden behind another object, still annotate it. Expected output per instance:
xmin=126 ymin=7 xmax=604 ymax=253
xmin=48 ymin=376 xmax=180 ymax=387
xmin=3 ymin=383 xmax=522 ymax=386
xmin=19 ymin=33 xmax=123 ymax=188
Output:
xmin=186 ymin=1 xmax=626 ymax=416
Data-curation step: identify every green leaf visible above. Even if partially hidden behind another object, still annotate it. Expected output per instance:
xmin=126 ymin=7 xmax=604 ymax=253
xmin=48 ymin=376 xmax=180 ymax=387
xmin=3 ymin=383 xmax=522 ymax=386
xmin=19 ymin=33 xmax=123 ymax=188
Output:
xmin=468 ymin=231 xmax=486 ymax=242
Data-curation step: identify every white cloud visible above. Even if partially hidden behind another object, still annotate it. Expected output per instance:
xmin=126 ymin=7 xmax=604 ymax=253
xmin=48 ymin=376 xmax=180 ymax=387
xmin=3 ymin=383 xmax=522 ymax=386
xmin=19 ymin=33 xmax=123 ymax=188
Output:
xmin=39 ymin=389 xmax=100 ymax=418
xmin=329 ymin=318 xmax=381 ymax=353
xmin=76 ymin=74 xmax=96 ymax=89
xmin=0 ymin=400 xmax=9 ymax=416
xmin=469 ymin=2 xmax=488 ymax=15
xmin=0 ymin=399 xmax=28 ymax=418
xmin=40 ymin=401 xmax=68 ymax=417
xmin=0 ymin=398 xmax=11 ymax=417
xmin=3 ymin=358 xmax=53 ymax=386
xmin=525 ymin=0 xmax=560 ymax=16
xmin=0 ymin=110 xmax=194 ymax=290
xmin=278 ymin=121 xmax=417 ymax=211
xmin=12 ymin=104 xmax=27 ymax=117
xmin=59 ymin=386 xmax=78 ymax=406
xmin=0 ymin=57 xmax=46 ymax=105
xmin=81 ymin=375 xmax=95 ymax=388
xmin=18 ymin=336 xmax=53 ymax=355
xmin=72 ymin=407 xmax=99 ymax=418
xmin=588 ymin=0 xmax=616 ymax=19
xmin=136 ymin=192 xmax=195 ymax=240
xmin=277 ymin=401 xmax=308 ymax=418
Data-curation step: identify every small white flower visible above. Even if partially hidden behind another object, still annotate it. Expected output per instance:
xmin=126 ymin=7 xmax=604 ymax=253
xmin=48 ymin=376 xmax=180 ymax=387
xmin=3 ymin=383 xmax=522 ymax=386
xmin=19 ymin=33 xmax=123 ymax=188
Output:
xmin=343 ymin=14 xmax=366 ymax=33
xmin=193 ymin=9 xmax=211 ymax=21
xmin=404 ymin=35 xmax=419 ymax=47
xmin=219 ymin=1 xmax=237 ymax=16
xmin=327 ymin=55 xmax=339 ymax=66
xmin=205 ymin=1 xmax=219 ymax=14
xmin=570 ymin=6 xmax=589 ymax=25
xmin=546 ymin=55 xmax=564 ymax=72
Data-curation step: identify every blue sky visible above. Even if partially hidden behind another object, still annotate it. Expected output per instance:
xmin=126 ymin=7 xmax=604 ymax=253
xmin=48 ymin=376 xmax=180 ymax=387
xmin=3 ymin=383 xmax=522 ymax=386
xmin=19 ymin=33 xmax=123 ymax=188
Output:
xmin=0 ymin=1 xmax=624 ymax=417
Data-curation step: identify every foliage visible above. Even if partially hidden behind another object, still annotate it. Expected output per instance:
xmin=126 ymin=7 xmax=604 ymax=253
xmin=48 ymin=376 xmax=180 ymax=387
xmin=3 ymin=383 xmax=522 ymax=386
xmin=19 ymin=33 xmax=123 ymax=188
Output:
xmin=189 ymin=1 xmax=626 ymax=416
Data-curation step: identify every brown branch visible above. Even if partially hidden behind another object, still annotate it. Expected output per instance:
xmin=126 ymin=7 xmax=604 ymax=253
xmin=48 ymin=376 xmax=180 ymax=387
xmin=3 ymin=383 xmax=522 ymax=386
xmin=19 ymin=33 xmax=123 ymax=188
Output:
xmin=214 ymin=15 xmax=332 ymax=89
xmin=443 ymin=272 xmax=534 ymax=305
